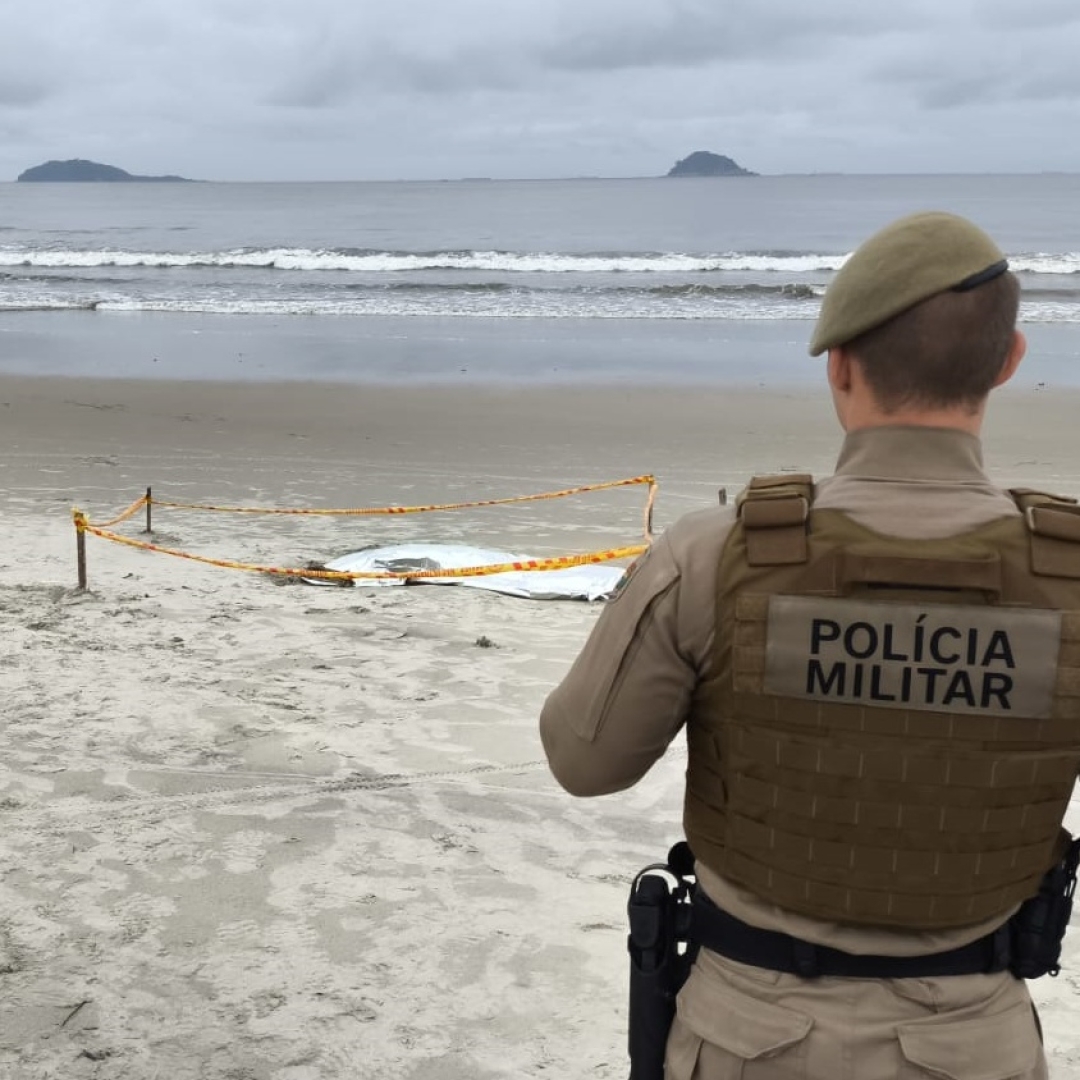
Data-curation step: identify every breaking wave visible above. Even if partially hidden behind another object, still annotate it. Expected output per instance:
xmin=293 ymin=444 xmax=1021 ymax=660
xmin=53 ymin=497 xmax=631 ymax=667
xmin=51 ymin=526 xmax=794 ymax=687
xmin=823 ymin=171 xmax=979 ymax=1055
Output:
xmin=2 ymin=292 xmax=1076 ymax=322
xmin=3 ymin=245 xmax=1080 ymax=275
xmin=0 ymin=246 xmax=843 ymax=273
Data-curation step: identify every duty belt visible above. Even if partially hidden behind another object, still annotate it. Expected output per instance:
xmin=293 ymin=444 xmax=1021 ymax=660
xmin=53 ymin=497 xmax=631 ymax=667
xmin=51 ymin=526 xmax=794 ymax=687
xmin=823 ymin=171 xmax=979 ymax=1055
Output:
xmin=691 ymin=890 xmax=1011 ymax=980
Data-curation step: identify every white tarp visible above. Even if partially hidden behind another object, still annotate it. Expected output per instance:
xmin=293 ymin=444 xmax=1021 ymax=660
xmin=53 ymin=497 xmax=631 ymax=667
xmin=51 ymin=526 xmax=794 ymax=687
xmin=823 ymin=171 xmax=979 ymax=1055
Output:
xmin=310 ymin=543 xmax=623 ymax=601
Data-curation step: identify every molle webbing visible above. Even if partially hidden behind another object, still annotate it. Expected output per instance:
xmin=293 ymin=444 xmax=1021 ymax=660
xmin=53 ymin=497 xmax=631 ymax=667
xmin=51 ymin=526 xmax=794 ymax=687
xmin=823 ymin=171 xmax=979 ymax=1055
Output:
xmin=685 ymin=483 xmax=1080 ymax=929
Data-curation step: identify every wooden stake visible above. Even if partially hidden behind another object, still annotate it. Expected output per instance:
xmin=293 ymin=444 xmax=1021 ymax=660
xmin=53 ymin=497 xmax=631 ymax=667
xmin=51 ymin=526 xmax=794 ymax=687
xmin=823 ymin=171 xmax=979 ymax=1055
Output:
xmin=144 ymin=486 xmax=152 ymax=533
xmin=74 ymin=511 xmax=88 ymax=589
xmin=643 ymin=480 xmax=658 ymax=542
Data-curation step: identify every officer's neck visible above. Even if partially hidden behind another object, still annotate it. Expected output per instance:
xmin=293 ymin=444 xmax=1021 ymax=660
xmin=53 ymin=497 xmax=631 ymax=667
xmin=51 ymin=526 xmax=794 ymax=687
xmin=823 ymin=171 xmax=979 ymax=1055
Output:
xmin=827 ymin=348 xmax=988 ymax=437
xmin=826 ymin=332 xmax=1025 ymax=439
xmin=839 ymin=397 xmax=987 ymax=437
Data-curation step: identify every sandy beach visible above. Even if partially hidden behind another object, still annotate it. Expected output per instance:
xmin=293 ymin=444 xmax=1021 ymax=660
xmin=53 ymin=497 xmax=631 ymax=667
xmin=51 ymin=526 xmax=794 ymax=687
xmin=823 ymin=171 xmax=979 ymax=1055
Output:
xmin=1 ymin=374 xmax=1078 ymax=1079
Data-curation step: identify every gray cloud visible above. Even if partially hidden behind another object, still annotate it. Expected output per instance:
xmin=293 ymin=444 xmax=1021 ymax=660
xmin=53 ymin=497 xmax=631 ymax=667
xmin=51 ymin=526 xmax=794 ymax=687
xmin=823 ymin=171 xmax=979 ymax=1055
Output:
xmin=0 ymin=79 xmax=50 ymax=108
xmin=268 ymin=39 xmax=534 ymax=107
xmin=977 ymin=0 xmax=1080 ymax=32
xmin=1012 ymin=70 xmax=1080 ymax=104
xmin=0 ymin=1 xmax=1079 ymax=180
xmin=536 ymin=0 xmax=920 ymax=74
xmin=871 ymin=15 xmax=1080 ymax=114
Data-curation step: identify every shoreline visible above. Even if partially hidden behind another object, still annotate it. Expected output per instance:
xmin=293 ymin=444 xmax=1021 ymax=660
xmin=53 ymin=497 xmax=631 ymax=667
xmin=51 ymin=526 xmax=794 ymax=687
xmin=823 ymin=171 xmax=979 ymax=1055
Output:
xmin=2 ymin=309 xmax=1077 ymax=390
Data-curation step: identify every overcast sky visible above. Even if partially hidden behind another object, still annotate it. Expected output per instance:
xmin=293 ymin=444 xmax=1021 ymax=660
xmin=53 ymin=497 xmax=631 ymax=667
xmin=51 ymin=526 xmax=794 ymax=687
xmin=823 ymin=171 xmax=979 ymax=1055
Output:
xmin=2 ymin=0 xmax=1079 ymax=182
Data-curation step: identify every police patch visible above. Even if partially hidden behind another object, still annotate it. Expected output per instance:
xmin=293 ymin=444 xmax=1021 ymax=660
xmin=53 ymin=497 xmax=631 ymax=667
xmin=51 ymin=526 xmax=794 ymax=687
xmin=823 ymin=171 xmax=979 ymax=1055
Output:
xmin=764 ymin=596 xmax=1062 ymax=718
xmin=607 ymin=553 xmax=645 ymax=603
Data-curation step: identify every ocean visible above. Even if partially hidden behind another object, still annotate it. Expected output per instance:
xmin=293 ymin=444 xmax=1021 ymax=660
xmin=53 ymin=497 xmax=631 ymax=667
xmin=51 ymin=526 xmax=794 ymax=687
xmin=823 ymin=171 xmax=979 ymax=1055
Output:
xmin=1 ymin=173 xmax=1078 ymax=386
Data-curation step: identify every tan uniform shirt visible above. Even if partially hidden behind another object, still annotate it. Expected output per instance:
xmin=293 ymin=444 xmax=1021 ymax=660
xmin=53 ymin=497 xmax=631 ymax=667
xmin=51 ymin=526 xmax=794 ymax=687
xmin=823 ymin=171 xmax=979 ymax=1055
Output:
xmin=540 ymin=426 xmax=1049 ymax=1078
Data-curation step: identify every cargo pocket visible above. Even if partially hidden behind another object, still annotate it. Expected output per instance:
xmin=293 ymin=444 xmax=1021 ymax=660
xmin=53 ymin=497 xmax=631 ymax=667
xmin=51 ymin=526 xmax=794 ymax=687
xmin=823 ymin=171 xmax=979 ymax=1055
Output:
xmin=897 ymin=1000 xmax=1042 ymax=1080
xmin=665 ymin=968 xmax=813 ymax=1079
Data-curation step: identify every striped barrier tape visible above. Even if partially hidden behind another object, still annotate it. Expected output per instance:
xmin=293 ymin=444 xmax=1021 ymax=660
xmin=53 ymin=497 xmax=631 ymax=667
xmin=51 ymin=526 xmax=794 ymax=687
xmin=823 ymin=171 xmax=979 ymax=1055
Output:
xmin=139 ymin=474 xmax=656 ymax=518
xmin=74 ymin=476 xmax=657 ymax=587
xmin=74 ymin=516 xmax=647 ymax=581
xmin=91 ymin=495 xmax=150 ymax=529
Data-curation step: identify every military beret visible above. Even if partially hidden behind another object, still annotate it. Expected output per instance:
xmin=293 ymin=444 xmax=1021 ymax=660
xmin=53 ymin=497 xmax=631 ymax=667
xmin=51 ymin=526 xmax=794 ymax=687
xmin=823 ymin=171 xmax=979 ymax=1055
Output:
xmin=808 ymin=211 xmax=1008 ymax=356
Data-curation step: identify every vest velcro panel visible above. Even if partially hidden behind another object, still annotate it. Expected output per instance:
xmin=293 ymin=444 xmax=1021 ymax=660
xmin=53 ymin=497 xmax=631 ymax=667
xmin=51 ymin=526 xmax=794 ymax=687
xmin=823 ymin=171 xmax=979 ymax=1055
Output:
xmin=737 ymin=474 xmax=812 ymax=566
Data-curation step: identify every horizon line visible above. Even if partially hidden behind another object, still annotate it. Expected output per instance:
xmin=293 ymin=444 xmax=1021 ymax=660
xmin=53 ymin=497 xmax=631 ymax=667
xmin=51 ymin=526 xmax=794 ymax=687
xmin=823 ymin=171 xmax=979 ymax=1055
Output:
xmin=8 ymin=169 xmax=1080 ymax=184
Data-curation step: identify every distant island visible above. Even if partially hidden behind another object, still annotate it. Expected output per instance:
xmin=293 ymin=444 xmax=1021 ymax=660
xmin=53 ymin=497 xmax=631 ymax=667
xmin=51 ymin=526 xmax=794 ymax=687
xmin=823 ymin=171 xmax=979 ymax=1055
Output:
xmin=667 ymin=151 xmax=756 ymax=178
xmin=17 ymin=159 xmax=197 ymax=183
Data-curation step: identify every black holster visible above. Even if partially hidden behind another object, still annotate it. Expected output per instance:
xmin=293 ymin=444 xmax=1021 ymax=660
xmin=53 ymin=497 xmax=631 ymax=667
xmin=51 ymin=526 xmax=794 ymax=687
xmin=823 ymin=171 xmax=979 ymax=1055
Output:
xmin=1009 ymin=835 xmax=1080 ymax=980
xmin=627 ymin=842 xmax=697 ymax=1080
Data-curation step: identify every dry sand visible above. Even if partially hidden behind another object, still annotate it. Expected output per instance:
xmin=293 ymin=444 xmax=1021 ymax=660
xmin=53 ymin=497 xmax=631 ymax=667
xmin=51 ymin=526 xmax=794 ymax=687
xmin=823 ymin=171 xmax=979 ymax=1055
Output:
xmin=1 ymin=375 xmax=1078 ymax=1079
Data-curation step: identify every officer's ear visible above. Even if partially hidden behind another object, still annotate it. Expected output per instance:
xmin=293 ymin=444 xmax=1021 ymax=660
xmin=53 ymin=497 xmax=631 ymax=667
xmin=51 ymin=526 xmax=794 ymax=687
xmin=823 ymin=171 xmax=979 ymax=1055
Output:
xmin=826 ymin=347 xmax=856 ymax=430
xmin=827 ymin=347 xmax=853 ymax=393
xmin=992 ymin=330 xmax=1026 ymax=389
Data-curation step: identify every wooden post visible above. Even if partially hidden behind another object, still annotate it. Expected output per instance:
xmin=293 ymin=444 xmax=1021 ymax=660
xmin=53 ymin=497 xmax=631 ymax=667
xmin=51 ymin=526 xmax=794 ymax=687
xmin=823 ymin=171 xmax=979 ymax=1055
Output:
xmin=643 ymin=479 xmax=658 ymax=542
xmin=144 ymin=486 xmax=152 ymax=534
xmin=74 ymin=511 xmax=87 ymax=589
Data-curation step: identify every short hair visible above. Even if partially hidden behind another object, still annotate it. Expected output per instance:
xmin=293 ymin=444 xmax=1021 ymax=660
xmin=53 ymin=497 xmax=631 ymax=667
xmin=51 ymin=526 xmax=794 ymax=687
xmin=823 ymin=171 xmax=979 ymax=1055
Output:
xmin=845 ymin=271 xmax=1020 ymax=413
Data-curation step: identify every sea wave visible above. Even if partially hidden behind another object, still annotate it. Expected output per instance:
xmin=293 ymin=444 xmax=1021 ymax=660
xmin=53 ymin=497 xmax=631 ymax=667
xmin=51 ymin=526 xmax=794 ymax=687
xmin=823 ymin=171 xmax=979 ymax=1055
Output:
xmin=36 ymin=296 xmax=820 ymax=319
xmin=2 ymin=245 xmax=1080 ymax=275
xmin=0 ymin=278 xmax=832 ymax=318
xmin=1009 ymin=256 xmax=1080 ymax=275
xmin=0 ymin=299 xmax=101 ymax=312
xmin=330 ymin=281 xmax=827 ymax=298
xmin=2 ymin=293 xmax=1077 ymax=322
xmin=0 ymin=273 xmax=825 ymax=299
xmin=0 ymin=246 xmax=847 ymax=274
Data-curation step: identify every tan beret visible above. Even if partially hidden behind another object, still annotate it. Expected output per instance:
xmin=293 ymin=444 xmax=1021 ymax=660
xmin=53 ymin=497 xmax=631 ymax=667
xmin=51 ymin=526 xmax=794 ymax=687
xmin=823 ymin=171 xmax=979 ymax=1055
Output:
xmin=808 ymin=211 xmax=1008 ymax=356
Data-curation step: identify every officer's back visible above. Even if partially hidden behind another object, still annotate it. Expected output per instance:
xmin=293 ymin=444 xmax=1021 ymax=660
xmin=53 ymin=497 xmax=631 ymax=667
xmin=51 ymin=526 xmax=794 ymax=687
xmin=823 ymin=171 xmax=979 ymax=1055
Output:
xmin=540 ymin=212 xmax=1080 ymax=1080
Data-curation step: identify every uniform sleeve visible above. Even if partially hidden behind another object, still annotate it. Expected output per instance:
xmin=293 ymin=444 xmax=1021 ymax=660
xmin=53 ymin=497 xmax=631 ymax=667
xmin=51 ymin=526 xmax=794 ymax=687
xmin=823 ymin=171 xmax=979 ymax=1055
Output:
xmin=539 ymin=511 xmax=725 ymax=796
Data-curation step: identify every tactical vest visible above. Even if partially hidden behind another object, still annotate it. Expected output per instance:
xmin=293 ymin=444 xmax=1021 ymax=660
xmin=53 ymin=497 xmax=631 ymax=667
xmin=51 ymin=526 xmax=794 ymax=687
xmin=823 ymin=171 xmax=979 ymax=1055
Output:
xmin=685 ymin=475 xmax=1080 ymax=929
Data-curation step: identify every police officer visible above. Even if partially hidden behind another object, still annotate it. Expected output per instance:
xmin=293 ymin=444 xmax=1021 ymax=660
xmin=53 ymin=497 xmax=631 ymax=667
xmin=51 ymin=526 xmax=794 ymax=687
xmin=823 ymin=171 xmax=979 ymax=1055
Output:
xmin=540 ymin=211 xmax=1080 ymax=1079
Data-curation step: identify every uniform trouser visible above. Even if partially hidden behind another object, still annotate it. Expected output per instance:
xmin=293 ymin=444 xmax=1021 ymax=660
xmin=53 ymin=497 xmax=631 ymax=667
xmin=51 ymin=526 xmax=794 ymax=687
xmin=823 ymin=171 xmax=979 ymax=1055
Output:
xmin=665 ymin=946 xmax=1047 ymax=1080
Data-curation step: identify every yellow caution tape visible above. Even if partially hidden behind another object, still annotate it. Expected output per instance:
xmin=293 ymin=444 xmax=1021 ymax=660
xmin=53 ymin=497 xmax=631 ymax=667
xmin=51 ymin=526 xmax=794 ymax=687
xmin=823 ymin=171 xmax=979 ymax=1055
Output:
xmin=79 ymin=522 xmax=647 ymax=580
xmin=75 ymin=476 xmax=657 ymax=585
xmin=143 ymin=475 xmax=656 ymax=518
xmin=91 ymin=495 xmax=149 ymax=529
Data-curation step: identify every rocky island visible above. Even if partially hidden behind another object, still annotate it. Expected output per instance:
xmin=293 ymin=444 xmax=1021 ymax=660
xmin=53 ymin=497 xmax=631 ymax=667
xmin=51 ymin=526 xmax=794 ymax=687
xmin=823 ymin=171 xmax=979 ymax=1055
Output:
xmin=666 ymin=151 xmax=755 ymax=177
xmin=17 ymin=159 xmax=196 ymax=182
